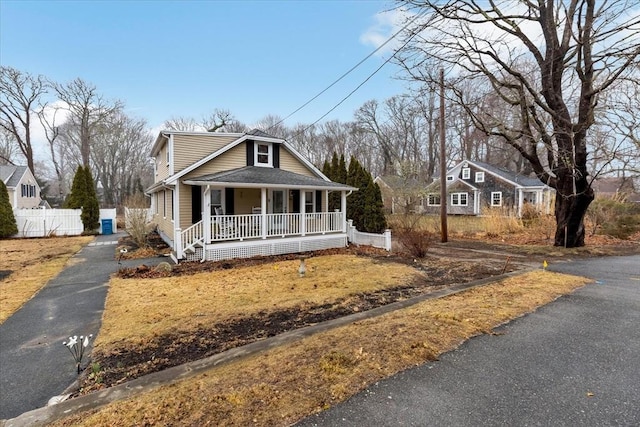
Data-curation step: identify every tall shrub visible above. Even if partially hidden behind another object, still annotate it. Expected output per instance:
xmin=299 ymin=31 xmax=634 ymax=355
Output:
xmin=346 ymin=157 xmax=387 ymax=233
xmin=0 ymin=180 xmax=18 ymax=237
xmin=66 ymin=166 xmax=100 ymax=232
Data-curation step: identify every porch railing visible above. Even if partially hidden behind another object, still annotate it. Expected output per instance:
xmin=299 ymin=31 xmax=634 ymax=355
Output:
xmin=208 ymin=212 xmax=343 ymax=242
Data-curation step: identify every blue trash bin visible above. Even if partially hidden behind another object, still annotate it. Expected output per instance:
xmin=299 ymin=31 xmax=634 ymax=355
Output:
xmin=101 ymin=219 xmax=113 ymax=235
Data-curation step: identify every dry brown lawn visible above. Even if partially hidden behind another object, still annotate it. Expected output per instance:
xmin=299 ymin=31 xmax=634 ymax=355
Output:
xmin=95 ymin=255 xmax=421 ymax=351
xmin=0 ymin=236 xmax=93 ymax=324
xmin=52 ymin=270 xmax=589 ymax=427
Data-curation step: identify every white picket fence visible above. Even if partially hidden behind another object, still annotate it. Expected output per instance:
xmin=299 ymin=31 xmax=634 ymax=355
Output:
xmin=346 ymin=219 xmax=392 ymax=251
xmin=12 ymin=208 xmax=117 ymax=238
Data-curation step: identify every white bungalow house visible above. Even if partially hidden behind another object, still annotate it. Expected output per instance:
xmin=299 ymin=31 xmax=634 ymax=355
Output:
xmin=0 ymin=165 xmax=46 ymax=209
xmin=146 ymin=129 xmax=357 ymax=262
xmin=422 ymin=160 xmax=554 ymax=216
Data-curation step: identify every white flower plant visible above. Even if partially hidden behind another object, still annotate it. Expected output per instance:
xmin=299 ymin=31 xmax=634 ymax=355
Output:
xmin=63 ymin=334 xmax=93 ymax=374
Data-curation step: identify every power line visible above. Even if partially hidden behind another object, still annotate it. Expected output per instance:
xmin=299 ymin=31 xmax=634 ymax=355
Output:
xmin=293 ymin=12 xmax=426 ymax=137
xmin=267 ymin=9 xmax=425 ymax=133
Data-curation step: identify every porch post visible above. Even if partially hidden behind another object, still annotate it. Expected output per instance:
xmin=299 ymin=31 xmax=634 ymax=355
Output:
xmin=203 ymin=185 xmax=211 ymax=245
xmin=300 ymin=190 xmax=306 ymax=236
xmin=517 ymin=188 xmax=524 ymax=217
xmin=261 ymin=188 xmax=267 ymax=239
xmin=341 ymin=191 xmax=347 ymax=233
xmin=175 ymin=228 xmax=183 ymax=260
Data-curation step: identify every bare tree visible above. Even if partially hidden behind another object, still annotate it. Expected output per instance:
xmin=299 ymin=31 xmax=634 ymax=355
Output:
xmin=164 ymin=109 xmax=241 ymax=133
xmin=91 ymin=112 xmax=153 ymax=207
xmin=0 ymin=128 xmax=18 ymax=165
xmin=52 ymin=78 xmax=122 ymax=167
xmin=398 ymin=0 xmax=640 ymax=247
xmin=0 ymin=66 xmax=48 ymax=175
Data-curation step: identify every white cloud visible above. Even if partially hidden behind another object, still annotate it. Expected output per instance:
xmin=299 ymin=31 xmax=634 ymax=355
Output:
xmin=360 ymin=8 xmax=412 ymax=56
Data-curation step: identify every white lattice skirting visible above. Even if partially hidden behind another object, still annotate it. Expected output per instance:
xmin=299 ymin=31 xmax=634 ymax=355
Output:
xmin=185 ymin=234 xmax=348 ymax=262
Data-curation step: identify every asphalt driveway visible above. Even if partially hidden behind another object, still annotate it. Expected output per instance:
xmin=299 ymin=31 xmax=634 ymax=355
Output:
xmin=0 ymin=233 xmax=164 ymax=420
xmin=298 ymin=255 xmax=640 ymax=426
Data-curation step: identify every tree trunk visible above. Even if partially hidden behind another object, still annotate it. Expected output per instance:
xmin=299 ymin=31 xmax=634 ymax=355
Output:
xmin=553 ymin=172 xmax=594 ymax=248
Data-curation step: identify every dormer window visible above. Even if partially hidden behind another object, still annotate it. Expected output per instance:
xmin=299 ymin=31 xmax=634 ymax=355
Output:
xmin=462 ymin=167 xmax=470 ymax=179
xmin=255 ymin=142 xmax=272 ymax=167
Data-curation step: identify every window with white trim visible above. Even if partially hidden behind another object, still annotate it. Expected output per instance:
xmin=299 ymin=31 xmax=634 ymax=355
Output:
xmin=305 ymin=191 xmax=315 ymax=213
xmin=427 ymin=194 xmax=441 ymax=206
xmin=462 ymin=168 xmax=470 ymax=179
xmin=475 ymin=172 xmax=485 ymax=183
xmin=446 ymin=175 xmax=454 ymax=181
xmin=451 ymin=192 xmax=468 ymax=206
xmin=210 ymin=189 xmax=223 ymax=215
xmin=491 ymin=191 xmax=502 ymax=206
xmin=163 ymin=190 xmax=167 ymax=217
xmin=255 ymin=142 xmax=272 ymax=167
xmin=165 ymin=144 xmax=170 ymax=164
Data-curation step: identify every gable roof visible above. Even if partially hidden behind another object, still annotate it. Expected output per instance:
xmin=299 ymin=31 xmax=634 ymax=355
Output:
xmin=183 ymin=166 xmax=356 ymax=191
xmin=374 ymin=175 xmax=428 ymax=192
xmin=592 ymin=177 xmax=636 ymax=194
xmin=453 ymin=160 xmax=548 ymax=188
xmin=157 ymin=130 xmax=329 ymax=186
xmin=0 ymin=165 xmax=28 ymax=188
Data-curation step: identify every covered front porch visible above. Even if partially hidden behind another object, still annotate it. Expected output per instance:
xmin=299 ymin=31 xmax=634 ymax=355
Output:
xmin=174 ymin=166 xmax=356 ymax=262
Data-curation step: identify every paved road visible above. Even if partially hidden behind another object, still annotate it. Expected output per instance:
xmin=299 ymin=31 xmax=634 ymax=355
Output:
xmin=0 ymin=233 xmax=163 ymax=420
xmin=298 ymin=255 xmax=640 ymax=426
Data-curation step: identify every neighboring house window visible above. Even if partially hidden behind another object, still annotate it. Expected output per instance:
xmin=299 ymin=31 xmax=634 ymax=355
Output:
xmin=20 ymin=184 xmax=36 ymax=198
xmin=475 ymin=172 xmax=485 ymax=183
xmin=446 ymin=175 xmax=454 ymax=181
xmin=491 ymin=191 xmax=502 ymax=207
xmin=462 ymin=168 xmax=470 ymax=179
xmin=165 ymin=144 xmax=170 ymax=164
xmin=451 ymin=192 xmax=468 ymax=206
xmin=210 ymin=189 xmax=223 ymax=215
xmin=255 ymin=142 xmax=272 ymax=167
xmin=427 ymin=194 xmax=441 ymax=206
xmin=305 ymin=191 xmax=314 ymax=213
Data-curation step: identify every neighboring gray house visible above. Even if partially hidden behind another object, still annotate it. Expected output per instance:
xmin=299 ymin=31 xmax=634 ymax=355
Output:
xmin=592 ymin=177 xmax=640 ymax=203
xmin=146 ymin=129 xmax=357 ymax=262
xmin=422 ymin=160 xmax=553 ymax=216
xmin=0 ymin=165 xmax=46 ymax=209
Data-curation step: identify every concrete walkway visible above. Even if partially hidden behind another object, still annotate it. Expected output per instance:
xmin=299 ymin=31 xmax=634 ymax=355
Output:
xmin=0 ymin=232 xmax=165 ymax=420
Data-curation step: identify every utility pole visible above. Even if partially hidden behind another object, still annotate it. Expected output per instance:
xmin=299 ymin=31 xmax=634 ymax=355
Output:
xmin=439 ymin=68 xmax=448 ymax=243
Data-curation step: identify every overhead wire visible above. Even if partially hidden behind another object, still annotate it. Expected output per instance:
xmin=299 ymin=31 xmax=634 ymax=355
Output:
xmin=266 ymin=8 xmax=426 ymax=134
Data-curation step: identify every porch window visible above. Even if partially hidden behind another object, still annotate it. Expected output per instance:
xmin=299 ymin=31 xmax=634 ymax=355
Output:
xmin=475 ymin=172 xmax=485 ymax=183
xmin=451 ymin=192 xmax=468 ymax=206
xmin=462 ymin=168 xmax=470 ymax=179
xmin=305 ymin=191 xmax=314 ymax=213
xmin=210 ymin=189 xmax=223 ymax=215
xmin=255 ymin=143 xmax=272 ymax=167
xmin=491 ymin=191 xmax=502 ymax=207
xmin=427 ymin=194 xmax=441 ymax=206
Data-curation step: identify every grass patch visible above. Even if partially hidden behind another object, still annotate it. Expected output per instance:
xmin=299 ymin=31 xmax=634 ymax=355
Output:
xmin=0 ymin=236 xmax=93 ymax=324
xmin=52 ymin=270 xmax=588 ymax=427
xmin=96 ymin=255 xmax=421 ymax=352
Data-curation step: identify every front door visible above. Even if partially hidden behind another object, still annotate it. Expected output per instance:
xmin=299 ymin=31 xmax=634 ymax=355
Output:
xmin=270 ymin=189 xmax=287 ymax=214
xmin=269 ymin=189 xmax=287 ymax=234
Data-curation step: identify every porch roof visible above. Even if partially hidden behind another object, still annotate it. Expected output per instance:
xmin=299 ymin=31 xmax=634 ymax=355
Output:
xmin=183 ymin=166 xmax=357 ymax=191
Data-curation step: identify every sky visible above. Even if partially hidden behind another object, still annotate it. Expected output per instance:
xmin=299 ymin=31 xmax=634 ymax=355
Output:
xmin=1 ymin=0 xmax=410 ymax=133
